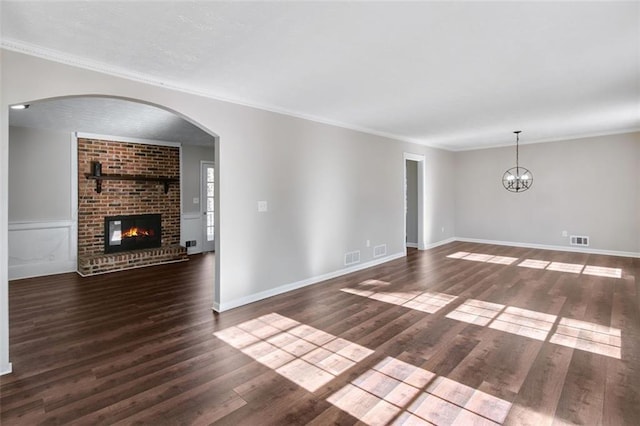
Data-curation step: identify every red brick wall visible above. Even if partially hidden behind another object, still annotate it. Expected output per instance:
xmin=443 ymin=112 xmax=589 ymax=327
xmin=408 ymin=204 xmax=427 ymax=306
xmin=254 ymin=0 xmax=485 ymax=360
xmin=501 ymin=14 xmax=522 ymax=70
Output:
xmin=77 ymin=138 xmax=180 ymax=258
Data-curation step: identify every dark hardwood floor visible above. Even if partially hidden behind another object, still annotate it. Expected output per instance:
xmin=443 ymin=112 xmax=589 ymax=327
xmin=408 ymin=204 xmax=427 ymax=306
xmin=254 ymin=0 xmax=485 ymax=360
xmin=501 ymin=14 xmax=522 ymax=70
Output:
xmin=1 ymin=242 xmax=639 ymax=425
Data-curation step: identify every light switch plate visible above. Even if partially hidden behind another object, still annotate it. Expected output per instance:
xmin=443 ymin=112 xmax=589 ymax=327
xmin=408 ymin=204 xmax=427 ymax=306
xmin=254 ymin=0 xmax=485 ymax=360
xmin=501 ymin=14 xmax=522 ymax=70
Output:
xmin=258 ymin=201 xmax=268 ymax=212
xmin=193 ymin=197 xmax=199 ymax=204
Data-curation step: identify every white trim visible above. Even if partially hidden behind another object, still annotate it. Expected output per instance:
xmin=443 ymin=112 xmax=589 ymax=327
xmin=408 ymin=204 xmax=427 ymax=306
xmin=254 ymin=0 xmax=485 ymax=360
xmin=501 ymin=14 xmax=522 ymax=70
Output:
xmin=3 ymin=40 xmax=638 ymax=153
xmin=403 ymin=153 xmax=426 ymax=252
xmin=75 ymin=132 xmax=181 ymax=147
xmin=179 ymin=145 xmax=184 ymax=257
xmin=70 ymin=133 xmax=78 ymax=265
xmin=406 ymin=242 xmax=419 ymax=248
xmin=403 ymin=153 xmax=426 ymax=162
xmin=8 ymin=220 xmax=76 ymax=280
xmin=424 ymin=237 xmax=457 ymax=250
xmin=181 ymin=212 xmax=201 ymax=220
xmin=10 ymin=261 xmax=76 ymax=281
xmin=8 ymin=220 xmax=74 ymax=231
xmin=452 ymin=127 xmax=640 ymax=152
xmin=214 ymin=251 xmax=406 ymax=313
xmin=454 ymin=237 xmax=640 ymax=258
xmin=0 ymin=362 xmax=12 ymax=376
xmin=200 ymin=161 xmax=215 ymax=253
xmin=0 ymin=39 xmax=445 ymax=150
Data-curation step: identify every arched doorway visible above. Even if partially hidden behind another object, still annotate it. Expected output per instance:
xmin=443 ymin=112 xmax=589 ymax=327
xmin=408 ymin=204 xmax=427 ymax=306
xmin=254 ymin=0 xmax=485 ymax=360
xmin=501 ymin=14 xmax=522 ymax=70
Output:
xmin=5 ymin=95 xmax=220 ymax=371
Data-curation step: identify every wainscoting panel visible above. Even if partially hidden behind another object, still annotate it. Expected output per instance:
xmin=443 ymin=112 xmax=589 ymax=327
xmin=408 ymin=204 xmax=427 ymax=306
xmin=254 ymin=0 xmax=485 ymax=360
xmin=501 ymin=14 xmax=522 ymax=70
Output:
xmin=181 ymin=212 xmax=203 ymax=255
xmin=8 ymin=221 xmax=76 ymax=280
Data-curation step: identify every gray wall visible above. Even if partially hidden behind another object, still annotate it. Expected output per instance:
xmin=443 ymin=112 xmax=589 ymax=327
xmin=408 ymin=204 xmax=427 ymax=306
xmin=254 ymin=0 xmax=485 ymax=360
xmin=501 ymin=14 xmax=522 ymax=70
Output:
xmin=182 ymin=144 xmax=215 ymax=214
xmin=405 ymin=159 xmax=418 ymax=245
xmin=455 ymin=132 xmax=640 ymax=253
xmin=8 ymin=126 xmax=71 ymax=222
xmin=0 ymin=49 xmax=457 ymax=326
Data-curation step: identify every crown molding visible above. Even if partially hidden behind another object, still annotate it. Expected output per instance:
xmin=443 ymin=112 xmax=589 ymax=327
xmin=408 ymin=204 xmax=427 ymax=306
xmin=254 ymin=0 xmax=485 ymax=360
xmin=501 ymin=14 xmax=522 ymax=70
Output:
xmin=451 ymin=127 xmax=640 ymax=152
xmin=3 ymin=38 xmax=636 ymax=153
xmin=1 ymin=38 xmax=449 ymax=151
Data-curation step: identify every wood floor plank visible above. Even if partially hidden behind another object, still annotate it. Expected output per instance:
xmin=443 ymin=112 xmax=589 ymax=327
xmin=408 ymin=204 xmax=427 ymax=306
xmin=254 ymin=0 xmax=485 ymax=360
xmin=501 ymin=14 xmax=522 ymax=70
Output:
xmin=2 ymin=245 xmax=639 ymax=425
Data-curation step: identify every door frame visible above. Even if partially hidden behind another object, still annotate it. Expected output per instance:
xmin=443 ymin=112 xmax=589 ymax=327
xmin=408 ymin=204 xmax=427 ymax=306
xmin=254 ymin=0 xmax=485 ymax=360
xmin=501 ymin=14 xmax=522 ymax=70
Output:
xmin=200 ymin=160 xmax=215 ymax=253
xmin=403 ymin=153 xmax=426 ymax=254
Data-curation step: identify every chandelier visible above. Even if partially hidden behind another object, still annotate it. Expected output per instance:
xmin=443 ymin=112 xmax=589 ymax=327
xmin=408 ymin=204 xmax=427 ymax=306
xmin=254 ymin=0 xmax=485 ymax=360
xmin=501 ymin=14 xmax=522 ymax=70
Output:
xmin=502 ymin=131 xmax=533 ymax=193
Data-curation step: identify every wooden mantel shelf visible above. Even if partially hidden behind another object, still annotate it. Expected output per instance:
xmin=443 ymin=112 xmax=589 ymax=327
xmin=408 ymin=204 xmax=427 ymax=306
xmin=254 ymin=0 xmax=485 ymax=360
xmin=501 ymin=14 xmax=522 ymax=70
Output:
xmin=85 ymin=174 xmax=179 ymax=194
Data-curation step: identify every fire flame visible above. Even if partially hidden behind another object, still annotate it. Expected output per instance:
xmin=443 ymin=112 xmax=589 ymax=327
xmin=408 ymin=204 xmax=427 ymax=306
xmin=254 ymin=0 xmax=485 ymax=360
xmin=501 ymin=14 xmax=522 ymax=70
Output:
xmin=122 ymin=227 xmax=154 ymax=238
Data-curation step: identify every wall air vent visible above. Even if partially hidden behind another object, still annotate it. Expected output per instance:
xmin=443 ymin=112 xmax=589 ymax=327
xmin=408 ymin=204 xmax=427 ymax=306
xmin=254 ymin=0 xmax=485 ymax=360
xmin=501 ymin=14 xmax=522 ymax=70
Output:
xmin=373 ymin=244 xmax=387 ymax=258
xmin=570 ymin=235 xmax=589 ymax=247
xmin=344 ymin=250 xmax=361 ymax=266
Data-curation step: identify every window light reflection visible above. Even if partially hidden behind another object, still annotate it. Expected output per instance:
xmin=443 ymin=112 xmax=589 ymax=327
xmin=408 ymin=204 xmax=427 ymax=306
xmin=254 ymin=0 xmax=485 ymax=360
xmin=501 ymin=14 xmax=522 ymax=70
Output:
xmin=583 ymin=265 xmax=622 ymax=278
xmin=546 ymin=262 xmax=584 ymax=274
xmin=214 ymin=313 xmax=373 ymax=392
xmin=518 ymin=259 xmax=550 ymax=269
xmin=342 ymin=287 xmax=457 ymax=314
xmin=327 ymin=356 xmax=512 ymax=426
xmin=446 ymin=251 xmax=623 ymax=279
xmin=489 ymin=306 xmax=557 ymax=341
xmin=445 ymin=299 xmax=504 ymax=326
xmin=550 ymin=318 xmax=621 ymax=359
xmin=447 ymin=251 xmax=518 ymax=265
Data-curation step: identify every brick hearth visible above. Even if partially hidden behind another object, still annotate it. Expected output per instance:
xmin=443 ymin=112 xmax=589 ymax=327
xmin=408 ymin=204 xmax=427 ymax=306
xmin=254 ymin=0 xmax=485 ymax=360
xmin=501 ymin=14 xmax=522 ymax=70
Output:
xmin=77 ymin=138 xmax=186 ymax=275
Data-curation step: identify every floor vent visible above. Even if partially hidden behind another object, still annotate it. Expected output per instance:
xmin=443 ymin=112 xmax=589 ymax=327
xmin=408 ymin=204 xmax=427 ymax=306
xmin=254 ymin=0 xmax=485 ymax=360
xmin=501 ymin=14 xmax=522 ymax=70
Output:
xmin=373 ymin=244 xmax=387 ymax=258
xmin=344 ymin=250 xmax=361 ymax=266
xmin=570 ymin=235 xmax=589 ymax=247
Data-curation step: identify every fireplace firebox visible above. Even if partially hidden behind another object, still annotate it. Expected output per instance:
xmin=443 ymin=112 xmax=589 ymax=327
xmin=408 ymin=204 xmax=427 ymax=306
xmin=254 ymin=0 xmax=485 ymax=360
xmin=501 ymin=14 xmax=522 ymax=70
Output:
xmin=104 ymin=214 xmax=161 ymax=254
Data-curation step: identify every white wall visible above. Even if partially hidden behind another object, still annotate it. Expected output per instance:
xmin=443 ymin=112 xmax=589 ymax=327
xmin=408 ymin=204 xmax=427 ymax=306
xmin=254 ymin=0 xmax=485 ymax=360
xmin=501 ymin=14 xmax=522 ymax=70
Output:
xmin=182 ymin=144 xmax=214 ymax=214
xmin=7 ymin=126 xmax=76 ymax=279
xmin=455 ymin=132 xmax=640 ymax=255
xmin=0 ymin=49 xmax=457 ymax=374
xmin=9 ymin=126 xmax=72 ymax=221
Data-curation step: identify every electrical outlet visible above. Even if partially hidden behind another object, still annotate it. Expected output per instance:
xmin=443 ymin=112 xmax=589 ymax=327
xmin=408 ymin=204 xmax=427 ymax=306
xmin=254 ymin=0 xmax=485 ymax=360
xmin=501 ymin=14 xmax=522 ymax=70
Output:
xmin=366 ymin=240 xmax=370 ymax=247
xmin=193 ymin=197 xmax=199 ymax=204
xmin=562 ymin=230 xmax=568 ymax=237
xmin=258 ymin=201 xmax=268 ymax=212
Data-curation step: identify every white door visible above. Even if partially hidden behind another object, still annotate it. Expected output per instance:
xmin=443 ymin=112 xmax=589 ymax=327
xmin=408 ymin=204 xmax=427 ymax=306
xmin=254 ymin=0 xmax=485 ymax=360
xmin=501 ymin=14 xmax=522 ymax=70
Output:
xmin=201 ymin=162 xmax=215 ymax=252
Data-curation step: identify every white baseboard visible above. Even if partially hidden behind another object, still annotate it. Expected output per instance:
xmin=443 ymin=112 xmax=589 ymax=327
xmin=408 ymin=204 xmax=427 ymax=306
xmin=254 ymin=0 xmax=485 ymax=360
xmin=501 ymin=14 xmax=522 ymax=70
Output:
xmin=422 ymin=237 xmax=457 ymax=250
xmin=406 ymin=242 xmax=418 ymax=248
xmin=454 ymin=237 xmax=640 ymax=258
xmin=0 ymin=362 xmax=12 ymax=376
xmin=216 ymin=252 xmax=406 ymax=312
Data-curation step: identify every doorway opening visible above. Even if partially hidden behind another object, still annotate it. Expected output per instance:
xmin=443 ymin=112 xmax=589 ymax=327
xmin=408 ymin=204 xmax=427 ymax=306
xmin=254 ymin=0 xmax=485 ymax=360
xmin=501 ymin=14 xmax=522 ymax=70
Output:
xmin=403 ymin=153 xmax=425 ymax=253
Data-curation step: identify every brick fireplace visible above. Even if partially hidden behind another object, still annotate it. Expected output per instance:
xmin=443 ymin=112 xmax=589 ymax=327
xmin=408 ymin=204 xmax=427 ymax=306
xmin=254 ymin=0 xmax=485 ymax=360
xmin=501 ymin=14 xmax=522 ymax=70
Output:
xmin=77 ymin=138 xmax=187 ymax=275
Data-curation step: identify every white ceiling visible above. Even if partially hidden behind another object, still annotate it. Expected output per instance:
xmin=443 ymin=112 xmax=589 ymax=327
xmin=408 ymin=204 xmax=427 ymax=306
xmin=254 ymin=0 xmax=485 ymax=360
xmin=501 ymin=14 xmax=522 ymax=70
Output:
xmin=1 ymin=1 xmax=639 ymax=150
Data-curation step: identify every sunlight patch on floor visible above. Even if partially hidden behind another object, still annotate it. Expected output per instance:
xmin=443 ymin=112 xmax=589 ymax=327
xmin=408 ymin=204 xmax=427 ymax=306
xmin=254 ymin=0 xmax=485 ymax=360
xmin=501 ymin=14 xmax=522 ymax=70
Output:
xmin=489 ymin=306 xmax=557 ymax=341
xmin=446 ymin=299 xmax=504 ymax=326
xmin=342 ymin=287 xmax=458 ymax=314
xmin=546 ymin=262 xmax=584 ymax=274
xmin=446 ymin=250 xmax=623 ymax=279
xmin=214 ymin=313 xmax=373 ymax=392
xmin=327 ymin=356 xmax=512 ymax=426
xmin=518 ymin=259 xmax=551 ymax=269
xmin=549 ymin=317 xmax=621 ymax=359
xmin=447 ymin=251 xmax=518 ymax=265
xmin=582 ymin=265 xmax=623 ymax=278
